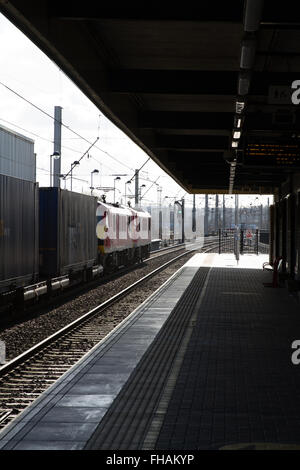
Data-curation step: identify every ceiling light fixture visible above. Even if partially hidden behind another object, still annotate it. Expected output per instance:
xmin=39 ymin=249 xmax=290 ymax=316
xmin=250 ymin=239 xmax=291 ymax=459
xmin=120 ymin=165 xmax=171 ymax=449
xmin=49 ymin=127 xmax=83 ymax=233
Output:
xmin=234 ymin=116 xmax=242 ymax=128
xmin=233 ymin=130 xmax=241 ymax=139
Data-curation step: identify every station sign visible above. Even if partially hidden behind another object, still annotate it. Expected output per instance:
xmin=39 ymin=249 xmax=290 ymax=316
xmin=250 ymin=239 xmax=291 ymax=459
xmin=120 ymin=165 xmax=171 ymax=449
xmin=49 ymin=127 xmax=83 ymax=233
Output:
xmin=243 ymin=141 xmax=300 ymax=168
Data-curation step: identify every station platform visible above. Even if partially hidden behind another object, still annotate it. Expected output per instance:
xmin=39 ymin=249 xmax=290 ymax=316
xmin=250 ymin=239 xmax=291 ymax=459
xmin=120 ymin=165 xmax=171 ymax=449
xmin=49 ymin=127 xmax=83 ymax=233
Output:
xmin=1 ymin=252 xmax=300 ymax=450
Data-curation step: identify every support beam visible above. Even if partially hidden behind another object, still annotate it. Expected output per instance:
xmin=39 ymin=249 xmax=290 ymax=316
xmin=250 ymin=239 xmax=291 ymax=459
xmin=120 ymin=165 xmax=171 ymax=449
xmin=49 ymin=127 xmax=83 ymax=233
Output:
xmin=48 ymin=3 xmax=244 ymax=21
xmin=153 ymin=135 xmax=229 ymax=151
xmin=106 ymin=71 xmax=300 ymax=96
xmin=48 ymin=1 xmax=300 ymax=24
xmin=109 ymin=70 xmax=238 ymax=95
xmin=167 ymin=150 xmax=226 ymax=162
xmin=139 ymin=112 xmax=233 ymax=130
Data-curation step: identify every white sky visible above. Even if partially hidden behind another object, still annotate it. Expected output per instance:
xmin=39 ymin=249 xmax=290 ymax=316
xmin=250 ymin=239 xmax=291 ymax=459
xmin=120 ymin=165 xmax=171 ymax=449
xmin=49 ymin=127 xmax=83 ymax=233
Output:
xmin=0 ymin=13 xmax=272 ymax=209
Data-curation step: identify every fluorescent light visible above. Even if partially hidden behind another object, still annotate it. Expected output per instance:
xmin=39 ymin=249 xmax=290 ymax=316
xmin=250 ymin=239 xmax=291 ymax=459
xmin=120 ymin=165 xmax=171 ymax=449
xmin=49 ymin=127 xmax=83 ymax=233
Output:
xmin=233 ymin=130 xmax=241 ymax=139
xmin=234 ymin=115 xmax=242 ymax=128
xmin=232 ymin=141 xmax=238 ymax=148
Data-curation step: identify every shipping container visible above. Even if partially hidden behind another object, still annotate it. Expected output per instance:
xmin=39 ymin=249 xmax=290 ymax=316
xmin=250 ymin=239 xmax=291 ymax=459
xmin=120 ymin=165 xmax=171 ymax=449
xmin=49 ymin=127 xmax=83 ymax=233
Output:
xmin=161 ymin=204 xmax=171 ymax=242
xmin=174 ymin=202 xmax=183 ymax=241
xmin=148 ymin=205 xmax=160 ymax=240
xmin=0 ymin=174 xmax=39 ymax=293
xmin=39 ymin=188 xmax=98 ymax=277
xmin=0 ymin=124 xmax=36 ymax=182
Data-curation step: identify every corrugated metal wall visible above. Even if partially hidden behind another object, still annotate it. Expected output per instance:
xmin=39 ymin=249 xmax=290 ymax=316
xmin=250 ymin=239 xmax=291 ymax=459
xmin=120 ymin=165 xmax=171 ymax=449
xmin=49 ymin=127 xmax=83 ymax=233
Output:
xmin=0 ymin=124 xmax=36 ymax=182
xmin=0 ymin=174 xmax=39 ymax=292
xmin=39 ymin=188 xmax=98 ymax=277
xmin=60 ymin=190 xmax=98 ymax=271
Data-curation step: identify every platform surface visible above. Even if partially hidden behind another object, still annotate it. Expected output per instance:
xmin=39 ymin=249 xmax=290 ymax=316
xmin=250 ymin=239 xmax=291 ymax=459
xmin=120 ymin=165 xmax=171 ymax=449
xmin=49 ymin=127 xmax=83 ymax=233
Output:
xmin=0 ymin=252 xmax=211 ymax=450
xmin=2 ymin=253 xmax=300 ymax=450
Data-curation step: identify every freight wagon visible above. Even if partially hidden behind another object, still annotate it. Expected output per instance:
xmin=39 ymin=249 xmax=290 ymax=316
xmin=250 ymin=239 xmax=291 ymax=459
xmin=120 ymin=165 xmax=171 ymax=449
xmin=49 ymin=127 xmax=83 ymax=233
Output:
xmin=0 ymin=176 xmax=151 ymax=310
xmin=39 ymin=188 xmax=102 ymax=290
xmin=0 ymin=180 xmax=103 ymax=308
xmin=0 ymin=174 xmax=39 ymax=298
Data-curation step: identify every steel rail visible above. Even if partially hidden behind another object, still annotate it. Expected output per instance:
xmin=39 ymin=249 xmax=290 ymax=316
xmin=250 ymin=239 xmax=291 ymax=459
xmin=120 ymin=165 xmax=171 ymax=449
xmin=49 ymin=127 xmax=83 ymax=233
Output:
xmin=0 ymin=242 xmax=218 ymax=377
xmin=0 ymin=241 xmax=222 ymax=431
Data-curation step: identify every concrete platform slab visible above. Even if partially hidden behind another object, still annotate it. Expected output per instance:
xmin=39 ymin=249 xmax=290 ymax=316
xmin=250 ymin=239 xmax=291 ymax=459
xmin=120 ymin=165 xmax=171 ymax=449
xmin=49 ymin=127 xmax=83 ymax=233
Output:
xmin=2 ymin=252 xmax=297 ymax=451
xmin=0 ymin=253 xmax=213 ymax=450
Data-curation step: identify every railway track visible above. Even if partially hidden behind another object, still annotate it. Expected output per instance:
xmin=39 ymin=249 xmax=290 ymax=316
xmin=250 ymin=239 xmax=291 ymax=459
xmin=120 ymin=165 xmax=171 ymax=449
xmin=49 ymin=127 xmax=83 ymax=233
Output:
xmin=148 ymin=237 xmax=219 ymax=260
xmin=0 ymin=237 xmax=216 ymax=328
xmin=0 ymin=239 xmax=220 ymax=431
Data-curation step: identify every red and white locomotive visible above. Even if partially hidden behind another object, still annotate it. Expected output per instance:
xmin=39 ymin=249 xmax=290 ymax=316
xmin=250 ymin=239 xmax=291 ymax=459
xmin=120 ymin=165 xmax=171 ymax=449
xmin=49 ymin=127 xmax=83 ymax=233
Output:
xmin=96 ymin=201 xmax=151 ymax=271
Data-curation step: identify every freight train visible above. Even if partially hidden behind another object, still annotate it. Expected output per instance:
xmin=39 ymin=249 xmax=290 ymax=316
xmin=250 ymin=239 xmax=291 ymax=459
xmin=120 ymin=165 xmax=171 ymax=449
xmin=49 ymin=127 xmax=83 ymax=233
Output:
xmin=0 ymin=174 xmax=151 ymax=309
xmin=0 ymin=123 xmax=206 ymax=312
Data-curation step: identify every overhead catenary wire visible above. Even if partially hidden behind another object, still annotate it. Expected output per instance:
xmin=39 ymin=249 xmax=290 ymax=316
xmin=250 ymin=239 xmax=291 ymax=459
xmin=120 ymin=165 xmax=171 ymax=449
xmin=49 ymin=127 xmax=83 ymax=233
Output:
xmin=0 ymin=117 xmax=88 ymax=155
xmin=0 ymin=116 xmax=133 ymax=179
xmin=140 ymin=176 xmax=161 ymax=200
xmin=63 ymin=138 xmax=99 ymax=179
xmin=0 ymin=81 xmax=184 ymax=201
xmin=97 ymin=114 xmax=101 ymax=139
xmin=127 ymin=157 xmax=151 ymax=183
xmin=0 ymin=80 xmax=134 ymax=171
xmin=89 ymin=154 xmax=122 ymax=176
xmin=37 ymin=166 xmax=88 ymax=183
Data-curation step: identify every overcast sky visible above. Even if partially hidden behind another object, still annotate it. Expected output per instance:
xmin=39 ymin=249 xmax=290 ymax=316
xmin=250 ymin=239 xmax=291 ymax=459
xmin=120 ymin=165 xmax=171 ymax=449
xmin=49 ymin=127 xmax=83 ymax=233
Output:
xmin=0 ymin=13 xmax=272 ymax=209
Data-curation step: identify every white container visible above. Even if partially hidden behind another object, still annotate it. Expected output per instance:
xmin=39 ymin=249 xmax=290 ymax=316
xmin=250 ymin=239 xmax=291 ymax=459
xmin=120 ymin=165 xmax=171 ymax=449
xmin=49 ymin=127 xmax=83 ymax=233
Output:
xmin=0 ymin=124 xmax=36 ymax=182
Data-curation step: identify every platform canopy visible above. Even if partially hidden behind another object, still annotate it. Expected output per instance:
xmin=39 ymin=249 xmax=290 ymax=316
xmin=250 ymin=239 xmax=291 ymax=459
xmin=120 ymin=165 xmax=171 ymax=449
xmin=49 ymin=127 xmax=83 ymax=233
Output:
xmin=1 ymin=1 xmax=300 ymax=194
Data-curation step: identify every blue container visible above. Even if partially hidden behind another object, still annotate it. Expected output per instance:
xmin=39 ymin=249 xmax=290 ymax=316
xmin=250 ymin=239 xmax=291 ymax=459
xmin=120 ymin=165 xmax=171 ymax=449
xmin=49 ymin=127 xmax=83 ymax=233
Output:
xmin=39 ymin=188 xmax=98 ymax=277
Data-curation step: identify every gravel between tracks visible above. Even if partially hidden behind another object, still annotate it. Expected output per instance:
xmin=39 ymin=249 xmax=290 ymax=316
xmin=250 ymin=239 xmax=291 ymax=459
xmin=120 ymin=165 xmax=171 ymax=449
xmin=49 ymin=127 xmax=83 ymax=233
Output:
xmin=0 ymin=250 xmax=198 ymax=362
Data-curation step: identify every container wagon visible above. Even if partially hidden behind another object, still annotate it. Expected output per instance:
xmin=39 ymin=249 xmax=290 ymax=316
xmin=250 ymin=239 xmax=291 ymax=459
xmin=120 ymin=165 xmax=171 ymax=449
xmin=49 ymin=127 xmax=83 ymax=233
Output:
xmin=39 ymin=188 xmax=102 ymax=291
xmin=0 ymin=174 xmax=40 ymax=305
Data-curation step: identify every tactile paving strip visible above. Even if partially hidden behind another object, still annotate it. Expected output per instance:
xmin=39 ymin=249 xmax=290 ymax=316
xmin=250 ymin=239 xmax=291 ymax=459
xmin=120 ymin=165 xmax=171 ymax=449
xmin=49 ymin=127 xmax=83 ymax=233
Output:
xmin=155 ymin=267 xmax=300 ymax=449
xmin=85 ymin=267 xmax=210 ymax=450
